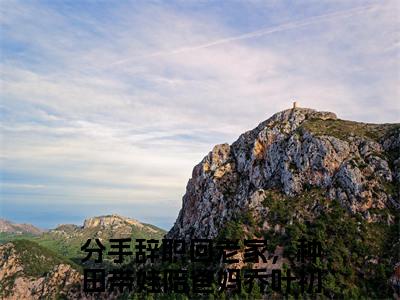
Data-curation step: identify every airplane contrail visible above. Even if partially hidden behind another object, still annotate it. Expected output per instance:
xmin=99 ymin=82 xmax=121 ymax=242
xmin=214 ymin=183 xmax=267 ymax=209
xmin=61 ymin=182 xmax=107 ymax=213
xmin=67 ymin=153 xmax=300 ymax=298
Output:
xmin=104 ymin=3 xmax=382 ymax=68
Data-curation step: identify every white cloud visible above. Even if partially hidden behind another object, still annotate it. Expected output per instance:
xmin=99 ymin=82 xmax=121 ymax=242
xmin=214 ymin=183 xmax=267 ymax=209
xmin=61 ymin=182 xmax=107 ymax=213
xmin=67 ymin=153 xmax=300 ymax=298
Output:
xmin=1 ymin=183 xmax=46 ymax=189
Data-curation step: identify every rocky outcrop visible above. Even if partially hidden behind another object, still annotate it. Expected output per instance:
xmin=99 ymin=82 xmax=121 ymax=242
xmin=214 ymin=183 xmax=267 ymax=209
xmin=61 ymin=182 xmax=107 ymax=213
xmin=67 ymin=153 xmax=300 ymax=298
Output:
xmin=168 ymin=108 xmax=400 ymax=240
xmin=0 ymin=243 xmax=85 ymax=299
xmin=8 ymin=264 xmax=82 ymax=300
xmin=0 ymin=241 xmax=123 ymax=299
xmin=48 ymin=214 xmax=164 ymax=242
xmin=83 ymin=214 xmax=158 ymax=233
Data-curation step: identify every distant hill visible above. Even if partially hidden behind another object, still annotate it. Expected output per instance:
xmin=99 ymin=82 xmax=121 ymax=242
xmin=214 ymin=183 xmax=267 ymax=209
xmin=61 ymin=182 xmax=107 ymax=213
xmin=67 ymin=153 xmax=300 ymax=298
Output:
xmin=1 ymin=214 xmax=166 ymax=262
xmin=0 ymin=219 xmax=45 ymax=235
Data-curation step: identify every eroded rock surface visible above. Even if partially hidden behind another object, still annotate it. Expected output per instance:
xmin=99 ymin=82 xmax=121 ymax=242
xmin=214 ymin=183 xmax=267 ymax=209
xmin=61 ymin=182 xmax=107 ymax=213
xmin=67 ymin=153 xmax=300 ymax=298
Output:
xmin=168 ymin=108 xmax=399 ymax=240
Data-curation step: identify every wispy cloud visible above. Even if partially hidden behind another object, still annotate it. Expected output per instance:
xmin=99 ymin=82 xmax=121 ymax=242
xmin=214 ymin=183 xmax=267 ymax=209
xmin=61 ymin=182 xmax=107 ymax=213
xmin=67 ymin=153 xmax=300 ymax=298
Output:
xmin=106 ymin=3 xmax=383 ymax=67
xmin=1 ymin=183 xmax=46 ymax=189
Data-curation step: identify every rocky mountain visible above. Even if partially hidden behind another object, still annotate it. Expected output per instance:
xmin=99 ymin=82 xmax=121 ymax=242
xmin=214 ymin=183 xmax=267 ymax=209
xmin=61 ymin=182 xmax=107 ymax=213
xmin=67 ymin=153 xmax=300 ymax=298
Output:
xmin=168 ymin=107 xmax=399 ymax=239
xmin=1 ymin=214 xmax=166 ymax=262
xmin=0 ymin=219 xmax=45 ymax=235
xmin=29 ymin=214 xmax=166 ymax=260
xmin=167 ymin=107 xmax=399 ymax=298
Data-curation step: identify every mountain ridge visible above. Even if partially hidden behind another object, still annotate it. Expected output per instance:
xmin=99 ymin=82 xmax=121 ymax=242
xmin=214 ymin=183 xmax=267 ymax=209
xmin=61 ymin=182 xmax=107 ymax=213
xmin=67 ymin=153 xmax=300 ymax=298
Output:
xmin=0 ymin=219 xmax=45 ymax=235
xmin=1 ymin=214 xmax=166 ymax=260
xmin=167 ymin=107 xmax=399 ymax=240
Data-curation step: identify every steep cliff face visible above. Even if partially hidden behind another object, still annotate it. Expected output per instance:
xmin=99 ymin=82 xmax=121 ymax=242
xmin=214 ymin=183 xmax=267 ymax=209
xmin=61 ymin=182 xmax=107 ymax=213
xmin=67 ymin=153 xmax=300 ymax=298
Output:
xmin=167 ymin=108 xmax=399 ymax=240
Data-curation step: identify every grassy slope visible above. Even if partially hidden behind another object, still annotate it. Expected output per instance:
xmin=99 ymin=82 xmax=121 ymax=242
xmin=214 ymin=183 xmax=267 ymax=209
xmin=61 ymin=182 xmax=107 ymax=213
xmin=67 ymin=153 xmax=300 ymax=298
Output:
xmin=0 ymin=232 xmax=38 ymax=243
xmin=10 ymin=239 xmax=82 ymax=276
xmin=300 ymin=118 xmax=400 ymax=142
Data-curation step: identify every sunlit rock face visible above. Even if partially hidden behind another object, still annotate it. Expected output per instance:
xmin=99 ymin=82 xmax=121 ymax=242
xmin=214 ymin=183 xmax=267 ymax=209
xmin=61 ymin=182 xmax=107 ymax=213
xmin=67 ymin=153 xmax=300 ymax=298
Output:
xmin=167 ymin=108 xmax=399 ymax=240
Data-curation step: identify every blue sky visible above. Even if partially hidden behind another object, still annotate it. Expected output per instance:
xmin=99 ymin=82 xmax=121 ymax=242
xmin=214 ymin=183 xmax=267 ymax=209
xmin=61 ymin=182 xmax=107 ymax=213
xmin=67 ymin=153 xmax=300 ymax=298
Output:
xmin=0 ymin=0 xmax=399 ymax=230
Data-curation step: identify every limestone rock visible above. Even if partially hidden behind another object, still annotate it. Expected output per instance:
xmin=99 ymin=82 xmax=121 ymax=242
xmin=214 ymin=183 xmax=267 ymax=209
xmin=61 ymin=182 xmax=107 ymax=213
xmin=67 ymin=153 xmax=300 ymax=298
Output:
xmin=168 ymin=108 xmax=399 ymax=239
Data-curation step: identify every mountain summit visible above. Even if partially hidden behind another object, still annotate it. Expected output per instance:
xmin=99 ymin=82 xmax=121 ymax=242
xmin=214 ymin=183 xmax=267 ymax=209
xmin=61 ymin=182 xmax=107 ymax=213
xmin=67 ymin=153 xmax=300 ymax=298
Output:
xmin=83 ymin=214 xmax=159 ymax=233
xmin=167 ymin=107 xmax=399 ymax=238
xmin=167 ymin=107 xmax=399 ymax=297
